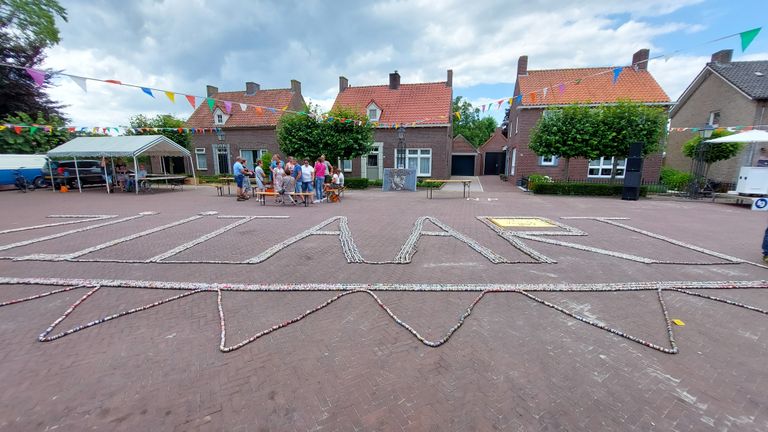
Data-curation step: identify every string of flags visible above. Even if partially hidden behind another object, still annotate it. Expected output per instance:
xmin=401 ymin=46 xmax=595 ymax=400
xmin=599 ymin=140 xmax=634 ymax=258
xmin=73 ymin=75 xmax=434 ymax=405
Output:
xmin=460 ymin=27 xmax=762 ymax=118
xmin=668 ymin=124 xmax=768 ymax=133
xmin=0 ymin=26 xmax=762 ymax=131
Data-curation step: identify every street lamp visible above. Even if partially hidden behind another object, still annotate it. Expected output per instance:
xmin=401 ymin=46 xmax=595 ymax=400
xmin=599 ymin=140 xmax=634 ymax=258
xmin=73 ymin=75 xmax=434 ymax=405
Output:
xmin=396 ymin=126 xmax=406 ymax=169
xmin=689 ymin=123 xmax=715 ymax=198
xmin=216 ymin=128 xmax=225 ymax=141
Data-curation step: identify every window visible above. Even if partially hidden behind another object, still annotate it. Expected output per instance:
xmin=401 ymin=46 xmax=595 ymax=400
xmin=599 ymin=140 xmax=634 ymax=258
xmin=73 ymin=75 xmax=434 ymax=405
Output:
xmin=395 ymin=148 xmax=432 ymax=176
xmin=708 ymin=111 xmax=720 ymax=127
xmin=367 ymin=103 xmax=381 ymax=121
xmin=539 ymin=155 xmax=558 ymax=166
xmin=214 ymin=109 xmax=226 ymax=125
xmin=195 ymin=148 xmax=207 ymax=170
xmin=338 ymin=158 xmax=353 ymax=172
xmin=514 ymin=115 xmax=519 ymax=134
xmin=588 ymin=157 xmax=626 ymax=178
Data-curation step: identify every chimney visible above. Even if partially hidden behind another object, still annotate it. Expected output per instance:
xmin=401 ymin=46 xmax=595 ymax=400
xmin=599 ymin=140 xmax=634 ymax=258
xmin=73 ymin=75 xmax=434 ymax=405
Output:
xmin=245 ymin=82 xmax=260 ymax=95
xmin=339 ymin=76 xmax=349 ymax=92
xmin=206 ymin=85 xmax=218 ymax=97
xmin=632 ymin=49 xmax=650 ymax=71
xmin=446 ymin=69 xmax=453 ymax=87
xmin=711 ymin=49 xmax=733 ymax=64
xmin=389 ymin=70 xmax=400 ymax=90
xmin=290 ymin=79 xmax=301 ymax=95
xmin=517 ymin=56 xmax=528 ymax=76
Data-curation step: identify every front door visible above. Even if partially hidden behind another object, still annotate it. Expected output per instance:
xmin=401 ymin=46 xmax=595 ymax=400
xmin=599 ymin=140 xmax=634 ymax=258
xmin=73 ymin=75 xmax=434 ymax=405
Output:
xmin=362 ymin=142 xmax=383 ymax=180
xmin=213 ymin=144 xmax=230 ymax=175
xmin=484 ymin=152 xmax=506 ymax=175
xmin=163 ymin=156 xmax=185 ymax=174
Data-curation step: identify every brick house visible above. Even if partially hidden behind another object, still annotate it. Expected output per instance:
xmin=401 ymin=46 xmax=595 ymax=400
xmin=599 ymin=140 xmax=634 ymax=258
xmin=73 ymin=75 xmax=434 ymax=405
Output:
xmin=666 ymin=50 xmax=768 ymax=184
xmin=478 ymin=127 xmax=508 ymax=175
xmin=331 ymin=71 xmax=453 ymax=180
xmin=186 ymin=80 xmax=305 ymax=175
xmin=450 ymin=134 xmax=481 ymax=176
xmin=506 ymin=49 xmax=671 ymax=183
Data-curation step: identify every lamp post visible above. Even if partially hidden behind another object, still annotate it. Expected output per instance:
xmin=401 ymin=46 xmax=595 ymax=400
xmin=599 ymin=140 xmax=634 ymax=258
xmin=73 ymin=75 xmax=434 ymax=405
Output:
xmin=689 ymin=123 xmax=715 ymax=198
xmin=396 ymin=126 xmax=406 ymax=169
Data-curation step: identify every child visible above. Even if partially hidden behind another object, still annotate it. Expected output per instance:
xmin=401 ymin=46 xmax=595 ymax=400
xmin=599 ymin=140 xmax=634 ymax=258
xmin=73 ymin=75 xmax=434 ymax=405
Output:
xmin=280 ymin=167 xmax=297 ymax=204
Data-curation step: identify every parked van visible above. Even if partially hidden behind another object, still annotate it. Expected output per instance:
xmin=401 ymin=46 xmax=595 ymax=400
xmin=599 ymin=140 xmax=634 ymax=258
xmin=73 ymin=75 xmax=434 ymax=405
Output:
xmin=0 ymin=154 xmax=48 ymax=188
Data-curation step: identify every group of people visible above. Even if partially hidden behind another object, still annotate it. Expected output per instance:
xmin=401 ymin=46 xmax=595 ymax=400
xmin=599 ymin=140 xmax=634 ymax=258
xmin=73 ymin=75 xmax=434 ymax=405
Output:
xmin=100 ymin=158 xmax=147 ymax=192
xmin=233 ymin=154 xmax=344 ymax=203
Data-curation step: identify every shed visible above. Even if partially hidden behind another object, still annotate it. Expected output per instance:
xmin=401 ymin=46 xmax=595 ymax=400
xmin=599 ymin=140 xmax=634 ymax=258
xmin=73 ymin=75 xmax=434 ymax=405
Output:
xmin=47 ymin=135 xmax=194 ymax=194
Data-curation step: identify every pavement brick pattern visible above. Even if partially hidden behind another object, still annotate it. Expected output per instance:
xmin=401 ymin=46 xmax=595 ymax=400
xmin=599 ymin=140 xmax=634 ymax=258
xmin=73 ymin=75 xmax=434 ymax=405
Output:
xmin=0 ymin=177 xmax=766 ymax=431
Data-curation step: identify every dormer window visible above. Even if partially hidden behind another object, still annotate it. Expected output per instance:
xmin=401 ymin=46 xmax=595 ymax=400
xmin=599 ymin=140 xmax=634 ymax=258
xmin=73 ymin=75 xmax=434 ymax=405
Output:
xmin=213 ymin=108 xmax=228 ymax=125
xmin=367 ymin=102 xmax=381 ymax=121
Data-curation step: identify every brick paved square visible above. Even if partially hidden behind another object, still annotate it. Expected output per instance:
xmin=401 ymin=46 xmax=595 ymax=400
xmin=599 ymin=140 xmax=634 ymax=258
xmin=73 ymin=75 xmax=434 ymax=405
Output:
xmin=0 ymin=177 xmax=766 ymax=431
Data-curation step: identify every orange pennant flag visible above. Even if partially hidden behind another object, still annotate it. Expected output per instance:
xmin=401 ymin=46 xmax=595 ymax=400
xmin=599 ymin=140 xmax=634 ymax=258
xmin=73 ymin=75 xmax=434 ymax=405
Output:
xmin=530 ymin=93 xmax=537 ymax=103
xmin=255 ymin=107 xmax=264 ymax=115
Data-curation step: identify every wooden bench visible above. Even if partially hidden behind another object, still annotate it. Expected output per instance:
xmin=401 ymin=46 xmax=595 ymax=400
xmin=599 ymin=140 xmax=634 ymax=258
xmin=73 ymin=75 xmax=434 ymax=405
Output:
xmin=324 ymin=186 xmax=346 ymax=203
xmin=423 ymin=179 xmax=472 ymax=199
xmin=210 ymin=183 xmax=225 ymax=196
xmin=254 ymin=191 xmax=315 ymax=206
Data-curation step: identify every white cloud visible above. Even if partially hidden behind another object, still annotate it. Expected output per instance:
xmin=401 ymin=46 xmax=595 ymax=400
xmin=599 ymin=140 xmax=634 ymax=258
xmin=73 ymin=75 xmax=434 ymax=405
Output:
xmin=33 ymin=0 xmax=742 ymax=126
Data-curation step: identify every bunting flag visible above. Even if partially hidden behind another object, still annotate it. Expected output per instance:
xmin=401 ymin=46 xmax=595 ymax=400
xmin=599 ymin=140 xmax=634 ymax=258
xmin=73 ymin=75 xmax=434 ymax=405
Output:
xmin=164 ymin=91 xmax=175 ymax=103
xmin=612 ymin=67 xmax=622 ymax=84
xmin=185 ymin=95 xmax=196 ymax=108
xmin=542 ymin=88 xmax=548 ymax=99
xmin=740 ymin=27 xmax=761 ymax=52
xmin=224 ymin=101 xmax=232 ymax=114
xmin=29 ymin=126 xmax=38 ymax=135
xmin=530 ymin=92 xmax=537 ymax=103
xmin=508 ymin=98 xmax=513 ymax=105
xmin=455 ymin=112 xmax=461 ymax=120
xmin=206 ymin=98 xmax=215 ymax=112
xmin=70 ymin=76 xmax=87 ymax=92
xmin=104 ymin=80 xmax=122 ymax=85
xmin=558 ymin=83 xmax=565 ymax=94
xmin=239 ymin=103 xmax=248 ymax=112
xmin=141 ymin=87 xmax=154 ymax=98
xmin=25 ymin=68 xmax=45 ymax=87
xmin=575 ymin=79 xmax=582 ymax=85
xmin=255 ymin=107 xmax=264 ymax=115
xmin=497 ymin=99 xmax=504 ymax=109
xmin=514 ymin=94 xmax=522 ymax=104
xmin=481 ymin=104 xmax=486 ymax=112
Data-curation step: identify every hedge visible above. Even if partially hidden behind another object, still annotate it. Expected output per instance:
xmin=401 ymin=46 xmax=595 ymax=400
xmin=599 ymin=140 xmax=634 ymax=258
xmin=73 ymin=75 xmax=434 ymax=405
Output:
xmin=529 ymin=182 xmax=647 ymax=197
xmin=345 ymin=177 xmax=369 ymax=189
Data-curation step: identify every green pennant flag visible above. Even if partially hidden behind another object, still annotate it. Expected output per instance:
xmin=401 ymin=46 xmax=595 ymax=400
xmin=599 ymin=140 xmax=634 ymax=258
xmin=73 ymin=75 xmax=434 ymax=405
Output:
xmin=741 ymin=27 xmax=761 ymax=52
xmin=30 ymin=126 xmax=38 ymax=135
xmin=206 ymin=98 xmax=215 ymax=112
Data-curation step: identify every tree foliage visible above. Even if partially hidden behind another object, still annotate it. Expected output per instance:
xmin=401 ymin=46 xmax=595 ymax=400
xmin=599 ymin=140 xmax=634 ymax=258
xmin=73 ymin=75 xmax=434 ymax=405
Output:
xmin=682 ymin=129 xmax=740 ymax=165
xmin=0 ymin=0 xmax=68 ymax=119
xmin=277 ymin=105 xmax=373 ymax=163
xmin=124 ymin=114 xmax=191 ymax=148
xmin=529 ymin=101 xmax=667 ymax=178
xmin=0 ymin=111 xmax=71 ymax=153
xmin=452 ymin=96 xmax=497 ymax=147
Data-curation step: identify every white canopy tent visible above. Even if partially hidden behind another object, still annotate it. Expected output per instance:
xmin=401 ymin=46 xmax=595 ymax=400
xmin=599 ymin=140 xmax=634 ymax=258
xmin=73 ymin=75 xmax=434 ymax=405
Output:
xmin=704 ymin=129 xmax=768 ymax=144
xmin=46 ymin=135 xmax=195 ymax=194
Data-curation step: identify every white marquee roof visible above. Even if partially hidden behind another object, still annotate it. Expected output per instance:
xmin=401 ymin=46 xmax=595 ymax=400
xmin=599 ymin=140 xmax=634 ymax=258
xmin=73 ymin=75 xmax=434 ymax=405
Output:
xmin=704 ymin=130 xmax=768 ymax=144
xmin=47 ymin=135 xmax=191 ymax=158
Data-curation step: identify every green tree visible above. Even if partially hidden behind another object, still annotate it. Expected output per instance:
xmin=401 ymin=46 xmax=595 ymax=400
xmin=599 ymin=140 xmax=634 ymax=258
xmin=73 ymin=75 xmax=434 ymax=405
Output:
xmin=529 ymin=105 xmax=603 ymax=178
xmin=277 ymin=105 xmax=373 ymax=163
xmin=0 ymin=111 xmax=71 ymax=153
xmin=599 ymin=100 xmax=668 ymax=178
xmin=0 ymin=0 xmax=68 ymax=119
xmin=452 ymin=96 xmax=497 ymax=147
xmin=682 ymin=129 xmax=739 ymax=178
xmin=124 ymin=114 xmax=191 ymax=148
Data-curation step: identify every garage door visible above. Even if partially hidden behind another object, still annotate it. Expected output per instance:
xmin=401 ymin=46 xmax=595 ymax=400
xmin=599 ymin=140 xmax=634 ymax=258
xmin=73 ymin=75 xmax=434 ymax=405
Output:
xmin=451 ymin=155 xmax=475 ymax=176
xmin=484 ymin=152 xmax=506 ymax=175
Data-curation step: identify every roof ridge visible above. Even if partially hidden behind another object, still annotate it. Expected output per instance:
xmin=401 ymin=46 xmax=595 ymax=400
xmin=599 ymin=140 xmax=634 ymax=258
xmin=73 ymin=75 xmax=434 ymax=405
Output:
xmin=526 ymin=66 xmax=631 ymax=74
xmin=709 ymin=60 xmax=768 ymax=65
xmin=215 ymin=88 xmax=292 ymax=95
xmin=341 ymin=81 xmax=448 ymax=89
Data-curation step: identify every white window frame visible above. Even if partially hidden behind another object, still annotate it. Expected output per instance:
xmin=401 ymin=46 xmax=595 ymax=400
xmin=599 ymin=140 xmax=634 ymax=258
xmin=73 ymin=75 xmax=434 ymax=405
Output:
xmin=539 ymin=155 xmax=558 ymax=166
xmin=213 ymin=108 xmax=228 ymax=125
xmin=588 ymin=157 xmax=627 ymax=178
xmin=337 ymin=158 xmax=353 ymax=172
xmin=514 ymin=115 xmax=519 ymax=135
xmin=367 ymin=103 xmax=381 ymax=121
xmin=195 ymin=147 xmax=207 ymax=170
xmin=395 ymin=148 xmax=432 ymax=177
xmin=708 ymin=111 xmax=720 ymax=127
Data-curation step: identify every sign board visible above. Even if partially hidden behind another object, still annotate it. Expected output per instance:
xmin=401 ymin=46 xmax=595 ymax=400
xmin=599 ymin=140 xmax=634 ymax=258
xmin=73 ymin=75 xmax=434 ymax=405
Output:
xmin=752 ymin=197 xmax=768 ymax=211
xmin=382 ymin=168 xmax=417 ymax=192
xmin=490 ymin=218 xmax=555 ymax=228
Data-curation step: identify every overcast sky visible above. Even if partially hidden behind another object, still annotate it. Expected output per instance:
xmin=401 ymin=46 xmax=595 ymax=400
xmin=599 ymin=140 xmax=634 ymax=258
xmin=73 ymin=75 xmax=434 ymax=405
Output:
xmin=41 ymin=0 xmax=767 ymax=127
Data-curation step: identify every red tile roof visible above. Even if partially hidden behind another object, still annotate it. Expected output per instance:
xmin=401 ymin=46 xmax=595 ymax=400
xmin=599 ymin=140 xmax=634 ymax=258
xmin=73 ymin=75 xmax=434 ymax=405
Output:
xmin=518 ymin=67 xmax=670 ymax=106
xmin=186 ymin=89 xmax=296 ymax=128
xmin=478 ymin=128 xmax=507 ymax=152
xmin=332 ymin=82 xmax=452 ymax=126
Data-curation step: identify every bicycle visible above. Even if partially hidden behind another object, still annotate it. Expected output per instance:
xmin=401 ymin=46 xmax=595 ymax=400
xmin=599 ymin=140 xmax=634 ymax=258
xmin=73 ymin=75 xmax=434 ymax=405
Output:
xmin=13 ymin=168 xmax=35 ymax=193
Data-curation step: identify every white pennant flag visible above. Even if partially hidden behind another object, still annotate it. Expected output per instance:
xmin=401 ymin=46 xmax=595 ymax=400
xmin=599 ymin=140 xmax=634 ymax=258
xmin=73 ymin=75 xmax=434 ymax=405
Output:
xmin=239 ymin=103 xmax=248 ymax=112
xmin=543 ymin=88 xmax=548 ymax=99
xmin=70 ymin=75 xmax=87 ymax=92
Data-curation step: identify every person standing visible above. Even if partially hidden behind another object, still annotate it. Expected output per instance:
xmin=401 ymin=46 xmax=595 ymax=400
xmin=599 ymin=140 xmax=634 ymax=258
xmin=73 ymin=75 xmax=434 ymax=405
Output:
xmin=254 ymin=160 xmax=266 ymax=192
xmin=233 ymin=157 xmax=248 ymax=201
xmin=763 ymin=225 xmax=768 ymax=263
xmin=293 ymin=158 xmax=303 ymax=193
xmin=313 ymin=157 xmax=326 ymax=203
xmin=300 ymin=158 xmax=314 ymax=195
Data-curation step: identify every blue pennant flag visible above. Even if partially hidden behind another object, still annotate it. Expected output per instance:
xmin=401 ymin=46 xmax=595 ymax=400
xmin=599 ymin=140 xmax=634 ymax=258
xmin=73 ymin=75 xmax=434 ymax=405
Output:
xmin=612 ymin=67 xmax=622 ymax=84
xmin=514 ymin=94 xmax=522 ymax=104
xmin=141 ymin=87 xmax=154 ymax=98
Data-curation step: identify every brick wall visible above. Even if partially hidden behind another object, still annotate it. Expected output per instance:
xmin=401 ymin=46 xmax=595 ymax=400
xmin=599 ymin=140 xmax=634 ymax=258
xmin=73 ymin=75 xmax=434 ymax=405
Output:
xmin=667 ymin=71 xmax=760 ymax=183
xmin=190 ymin=127 xmax=280 ymax=175
xmin=510 ymin=106 xmax=664 ymax=182
xmin=347 ymin=127 xmax=451 ymax=179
